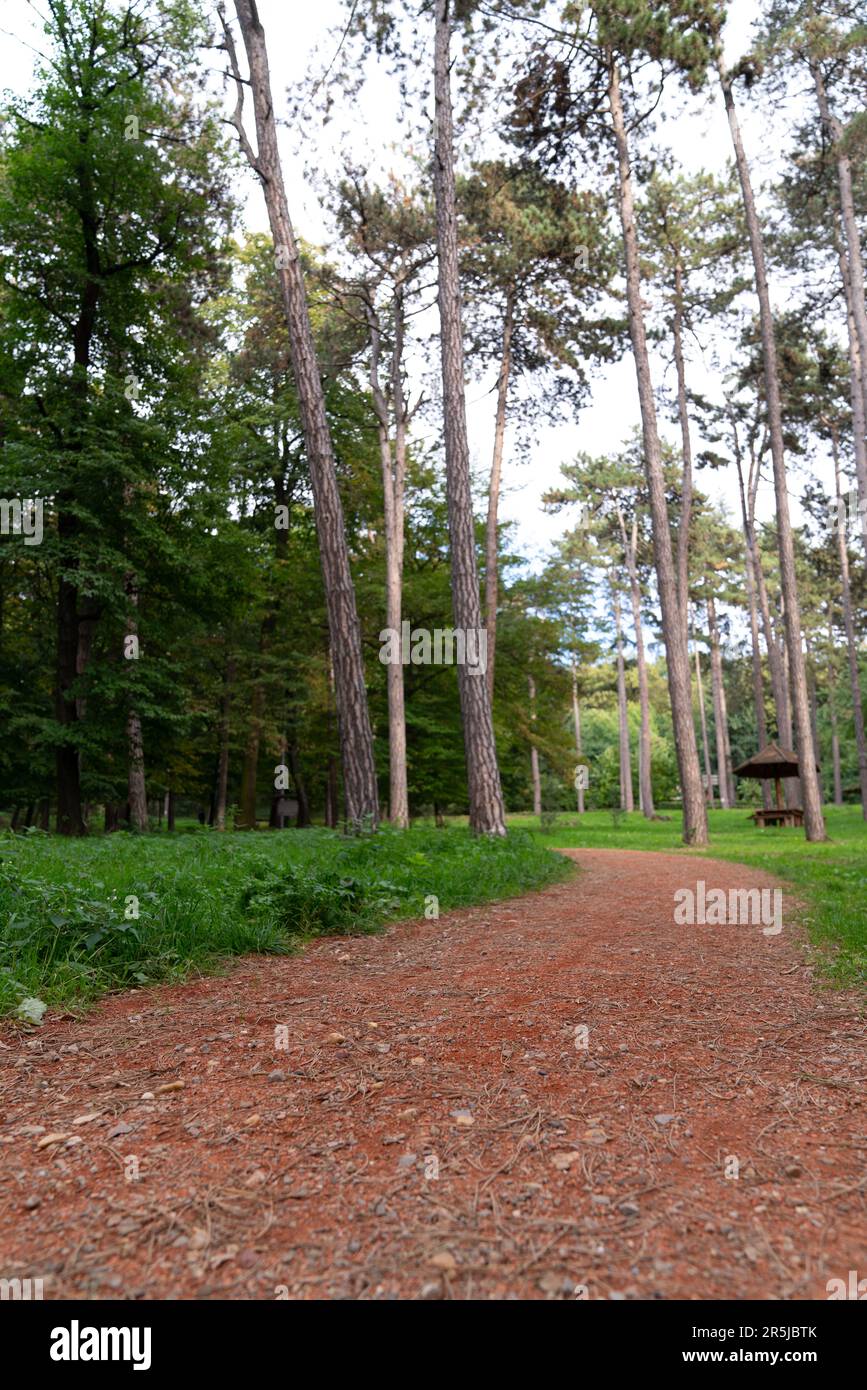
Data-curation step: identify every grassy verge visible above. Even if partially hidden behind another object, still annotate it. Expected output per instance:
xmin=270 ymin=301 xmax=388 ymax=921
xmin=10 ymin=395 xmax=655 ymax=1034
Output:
xmin=0 ymin=825 xmax=571 ymax=1019
xmin=503 ymin=806 xmax=867 ymax=989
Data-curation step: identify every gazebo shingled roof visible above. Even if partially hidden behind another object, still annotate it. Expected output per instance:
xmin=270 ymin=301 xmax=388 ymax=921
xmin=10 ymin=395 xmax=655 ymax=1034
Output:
xmin=733 ymin=742 xmax=802 ymax=779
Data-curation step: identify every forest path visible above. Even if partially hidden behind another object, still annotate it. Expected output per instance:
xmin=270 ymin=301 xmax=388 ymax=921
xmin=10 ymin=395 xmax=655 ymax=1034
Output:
xmin=1 ymin=848 xmax=864 ymax=1301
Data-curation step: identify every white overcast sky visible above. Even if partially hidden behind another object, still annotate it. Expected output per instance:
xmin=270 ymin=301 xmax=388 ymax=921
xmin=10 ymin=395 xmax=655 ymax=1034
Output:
xmin=1 ymin=0 xmax=825 ymax=585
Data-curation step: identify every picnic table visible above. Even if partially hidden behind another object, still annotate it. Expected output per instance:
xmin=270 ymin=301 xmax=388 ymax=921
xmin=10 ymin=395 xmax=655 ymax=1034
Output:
xmin=750 ymin=807 xmax=804 ymax=828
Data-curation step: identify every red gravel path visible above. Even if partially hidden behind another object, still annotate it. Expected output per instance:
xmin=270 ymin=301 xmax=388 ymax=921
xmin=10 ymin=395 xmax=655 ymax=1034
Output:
xmin=0 ymin=848 xmax=864 ymax=1300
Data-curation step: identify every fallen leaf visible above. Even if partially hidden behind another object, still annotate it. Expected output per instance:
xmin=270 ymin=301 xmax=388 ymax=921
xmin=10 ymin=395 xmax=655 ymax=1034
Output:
xmin=71 ymin=1113 xmax=102 ymax=1126
xmin=551 ymin=1151 xmax=581 ymax=1170
xmin=428 ymin=1251 xmax=457 ymax=1272
xmin=36 ymin=1132 xmax=72 ymax=1149
xmin=155 ymin=1081 xmax=185 ymax=1095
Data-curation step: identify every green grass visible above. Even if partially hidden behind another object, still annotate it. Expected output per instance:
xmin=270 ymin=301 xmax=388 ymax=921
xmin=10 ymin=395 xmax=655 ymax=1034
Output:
xmin=0 ymin=825 xmax=571 ymax=1019
xmin=505 ymin=805 xmax=867 ymax=989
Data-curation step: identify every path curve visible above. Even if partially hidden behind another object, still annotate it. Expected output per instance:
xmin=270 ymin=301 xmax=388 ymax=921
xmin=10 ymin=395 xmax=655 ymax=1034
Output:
xmin=0 ymin=848 xmax=864 ymax=1300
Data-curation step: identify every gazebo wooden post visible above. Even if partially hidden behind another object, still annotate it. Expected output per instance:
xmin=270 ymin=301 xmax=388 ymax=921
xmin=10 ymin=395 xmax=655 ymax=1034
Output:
xmin=775 ymin=777 xmax=783 ymax=810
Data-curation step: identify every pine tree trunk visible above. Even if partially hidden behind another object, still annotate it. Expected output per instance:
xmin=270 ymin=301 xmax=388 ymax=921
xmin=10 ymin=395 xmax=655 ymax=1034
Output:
xmin=707 ymin=595 xmax=734 ymax=808
xmin=608 ymin=58 xmax=706 ymax=844
xmin=288 ymin=742 xmax=311 ymax=827
xmin=366 ymin=295 xmax=409 ymax=828
xmin=732 ymin=439 xmax=773 ymax=809
xmin=613 ymin=588 xmax=634 ymax=813
xmin=230 ymin=1 xmax=378 ymax=827
xmin=693 ymin=636 xmax=714 ymax=808
xmin=239 ymin=675 xmax=264 ymax=830
xmin=833 ymin=433 xmax=867 ymax=818
xmin=774 ymin=598 xmax=800 ymax=808
xmin=721 ymin=58 xmax=825 ymax=840
xmin=571 ymin=664 xmax=585 ymax=814
xmin=672 ymin=276 xmax=693 ymax=623
xmin=215 ymin=654 xmax=235 ymax=831
xmin=828 ymin=612 xmax=844 ymax=806
xmin=124 ymin=575 xmax=148 ymax=833
xmin=837 ymin=243 xmax=867 ymax=553
xmin=432 ymin=0 xmax=506 ymax=835
xmin=813 ymin=63 xmax=867 ymax=422
xmin=805 ymin=635 xmax=822 ymax=803
xmin=56 ymin=561 xmax=85 ymax=835
xmin=485 ymin=292 xmax=514 ymax=705
xmin=528 ymin=675 xmax=542 ymax=816
xmin=619 ymin=509 xmax=655 ymax=817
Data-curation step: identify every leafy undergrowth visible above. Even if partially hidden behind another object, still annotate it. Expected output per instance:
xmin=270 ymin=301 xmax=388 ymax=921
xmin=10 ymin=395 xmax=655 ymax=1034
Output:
xmin=504 ymin=805 xmax=867 ymax=989
xmin=0 ymin=826 xmax=571 ymax=1018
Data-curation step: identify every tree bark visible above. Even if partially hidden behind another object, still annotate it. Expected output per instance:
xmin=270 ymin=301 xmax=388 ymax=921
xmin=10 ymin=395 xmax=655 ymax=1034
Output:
xmin=672 ymin=269 xmax=693 ymax=625
xmin=837 ymin=242 xmax=867 ymax=553
xmin=228 ymin=1 xmax=378 ymax=827
xmin=618 ymin=507 xmax=655 ymax=817
xmin=720 ymin=57 xmax=825 ymax=840
xmin=828 ymin=610 xmax=843 ymax=806
xmin=693 ymin=632 xmax=714 ymax=808
xmin=365 ymin=290 xmax=409 ymax=828
xmin=813 ymin=62 xmax=867 ymax=426
xmin=608 ymin=58 xmax=706 ymax=844
xmin=432 ymin=0 xmax=506 ymax=834
xmin=613 ymin=587 xmax=634 ymax=813
xmin=707 ymin=594 xmax=734 ymax=808
xmin=832 ymin=430 xmax=867 ymax=818
xmin=528 ymin=674 xmax=542 ymax=816
xmin=215 ymin=654 xmax=235 ymax=831
xmin=288 ymin=741 xmax=311 ymax=828
xmin=571 ymin=663 xmax=585 ymax=814
xmin=124 ymin=576 xmax=148 ymax=833
xmin=485 ymin=291 xmax=515 ymax=704
xmin=239 ymin=672 xmax=264 ymax=829
xmin=731 ymin=428 xmax=773 ymax=810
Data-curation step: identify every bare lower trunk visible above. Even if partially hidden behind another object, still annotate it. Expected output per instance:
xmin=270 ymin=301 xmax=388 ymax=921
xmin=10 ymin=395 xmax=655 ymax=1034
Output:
xmin=619 ymin=508 xmax=655 ymax=816
xmin=229 ymin=1 xmax=378 ymax=826
xmin=571 ymin=663 xmax=585 ymax=814
xmin=55 ymin=563 xmax=85 ymax=835
xmin=833 ymin=434 xmax=867 ymax=818
xmin=325 ymin=755 xmax=339 ymax=829
xmin=693 ymin=636 xmax=714 ymax=808
xmin=485 ymin=294 xmax=514 ymax=704
xmin=433 ymin=0 xmax=505 ymax=834
xmin=721 ymin=57 xmax=825 ymax=841
xmin=239 ymin=677 xmax=264 ymax=829
xmin=609 ymin=58 xmax=706 ymax=844
xmin=215 ymin=655 xmax=235 ymax=831
xmin=528 ymin=675 xmax=542 ymax=816
xmin=775 ymin=599 xmax=800 ymax=808
xmin=366 ymin=295 xmax=409 ymax=828
xmin=124 ymin=578 xmax=147 ymax=833
xmin=805 ymin=636 xmax=822 ymax=803
xmin=733 ymin=439 xmax=772 ymax=810
xmin=288 ymin=742 xmax=311 ymax=827
xmin=707 ymin=595 xmax=733 ymax=808
xmin=614 ymin=588 xmax=634 ymax=813
xmin=827 ymin=609 xmax=843 ymax=807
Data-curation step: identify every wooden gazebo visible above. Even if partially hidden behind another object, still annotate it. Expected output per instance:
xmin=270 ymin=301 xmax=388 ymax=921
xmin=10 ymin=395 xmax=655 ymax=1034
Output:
xmin=733 ymin=742 xmax=813 ymax=828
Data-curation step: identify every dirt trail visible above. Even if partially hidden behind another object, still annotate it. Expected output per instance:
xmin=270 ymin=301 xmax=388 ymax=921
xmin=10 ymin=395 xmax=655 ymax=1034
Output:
xmin=0 ymin=848 xmax=864 ymax=1300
